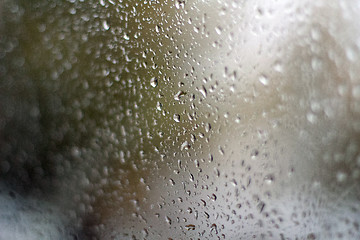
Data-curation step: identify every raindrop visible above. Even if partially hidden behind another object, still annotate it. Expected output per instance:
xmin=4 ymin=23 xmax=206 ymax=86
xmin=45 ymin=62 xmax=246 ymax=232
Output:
xmin=169 ymin=178 xmax=175 ymax=186
xmin=214 ymin=168 xmax=220 ymax=177
xmin=189 ymin=173 xmax=194 ymax=182
xmin=205 ymin=123 xmax=211 ymax=133
xmin=199 ymin=85 xmax=207 ymax=98
xmin=264 ymin=174 xmax=275 ymax=185
xmin=250 ymin=149 xmax=259 ymax=159
xmin=257 ymin=202 xmax=265 ymax=213
xmin=175 ymin=0 xmax=185 ymax=9
xmin=165 ymin=216 xmax=172 ymax=225
xmin=102 ymin=20 xmax=110 ymax=30
xmin=185 ymin=224 xmax=195 ymax=230
xmin=209 ymin=194 xmax=217 ymax=201
xmin=150 ymin=77 xmax=158 ymax=88
xmin=156 ymin=101 xmax=163 ymax=111
xmin=273 ymin=61 xmax=283 ymax=72
xmin=210 ymin=224 xmax=218 ymax=234
xmin=258 ymin=74 xmax=269 ymax=86
xmin=230 ymin=179 xmax=237 ymax=186
xmin=123 ymin=33 xmax=130 ymax=41
xmin=174 ymin=91 xmax=186 ymax=101
xmin=173 ymin=114 xmax=180 ymax=123
xmin=181 ymin=141 xmax=191 ymax=151
xmin=215 ymin=26 xmax=222 ymax=35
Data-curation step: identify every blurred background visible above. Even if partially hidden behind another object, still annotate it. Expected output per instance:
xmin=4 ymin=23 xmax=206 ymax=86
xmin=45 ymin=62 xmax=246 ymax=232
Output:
xmin=0 ymin=0 xmax=360 ymax=239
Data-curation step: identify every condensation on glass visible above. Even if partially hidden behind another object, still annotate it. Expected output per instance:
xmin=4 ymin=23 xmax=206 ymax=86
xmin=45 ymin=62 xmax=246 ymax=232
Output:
xmin=0 ymin=0 xmax=359 ymax=239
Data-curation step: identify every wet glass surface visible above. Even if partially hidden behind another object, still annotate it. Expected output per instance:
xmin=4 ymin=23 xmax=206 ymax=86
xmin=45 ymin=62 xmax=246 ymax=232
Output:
xmin=1 ymin=0 xmax=360 ymax=239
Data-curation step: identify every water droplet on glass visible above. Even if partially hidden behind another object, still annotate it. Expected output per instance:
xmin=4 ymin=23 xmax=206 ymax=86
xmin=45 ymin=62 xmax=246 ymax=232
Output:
xmin=156 ymin=101 xmax=163 ymax=111
xmin=199 ymin=85 xmax=207 ymax=98
xmin=230 ymin=179 xmax=237 ymax=186
xmin=174 ymin=91 xmax=186 ymax=101
xmin=175 ymin=0 xmax=185 ymax=9
xmin=273 ymin=61 xmax=283 ymax=72
xmin=189 ymin=173 xmax=194 ymax=182
xmin=165 ymin=216 xmax=172 ymax=225
xmin=150 ymin=77 xmax=158 ymax=88
xmin=210 ymin=224 xmax=218 ymax=234
xmin=258 ymin=74 xmax=269 ymax=86
xmin=251 ymin=149 xmax=259 ymax=159
xmin=257 ymin=202 xmax=265 ymax=213
xmin=102 ymin=20 xmax=110 ymax=30
xmin=185 ymin=224 xmax=195 ymax=230
xmin=173 ymin=114 xmax=180 ymax=123
xmin=215 ymin=26 xmax=222 ymax=35
xmin=123 ymin=33 xmax=130 ymax=41
xmin=181 ymin=141 xmax=191 ymax=151
xmin=264 ymin=174 xmax=275 ymax=185
xmin=169 ymin=178 xmax=175 ymax=186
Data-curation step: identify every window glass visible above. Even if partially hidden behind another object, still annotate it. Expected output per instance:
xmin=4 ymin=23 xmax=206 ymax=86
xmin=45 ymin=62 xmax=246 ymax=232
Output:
xmin=1 ymin=0 xmax=359 ymax=239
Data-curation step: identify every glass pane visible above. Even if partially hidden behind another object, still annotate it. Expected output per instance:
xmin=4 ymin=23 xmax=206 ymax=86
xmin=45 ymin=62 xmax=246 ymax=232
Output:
xmin=1 ymin=0 xmax=359 ymax=239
